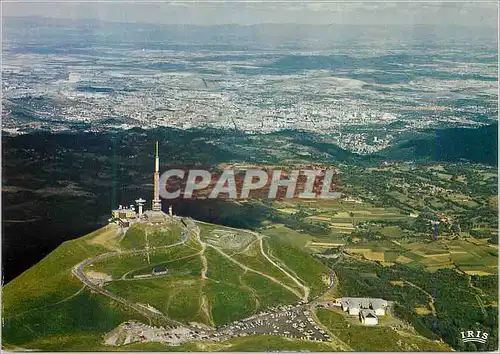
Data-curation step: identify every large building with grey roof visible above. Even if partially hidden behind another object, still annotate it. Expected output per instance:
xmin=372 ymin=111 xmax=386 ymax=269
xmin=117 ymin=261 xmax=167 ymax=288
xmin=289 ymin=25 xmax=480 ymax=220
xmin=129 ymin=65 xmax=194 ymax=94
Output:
xmin=338 ymin=297 xmax=388 ymax=325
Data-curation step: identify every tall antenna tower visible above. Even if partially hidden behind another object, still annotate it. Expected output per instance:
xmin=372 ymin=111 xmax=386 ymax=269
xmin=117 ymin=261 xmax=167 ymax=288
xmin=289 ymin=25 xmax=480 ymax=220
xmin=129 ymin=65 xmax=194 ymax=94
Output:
xmin=152 ymin=141 xmax=162 ymax=211
xmin=111 ymin=137 xmax=117 ymax=210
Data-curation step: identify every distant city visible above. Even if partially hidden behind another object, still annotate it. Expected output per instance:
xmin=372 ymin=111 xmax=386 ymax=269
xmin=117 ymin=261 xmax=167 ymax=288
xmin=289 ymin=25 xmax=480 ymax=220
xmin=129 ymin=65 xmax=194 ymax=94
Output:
xmin=2 ymin=19 xmax=497 ymax=154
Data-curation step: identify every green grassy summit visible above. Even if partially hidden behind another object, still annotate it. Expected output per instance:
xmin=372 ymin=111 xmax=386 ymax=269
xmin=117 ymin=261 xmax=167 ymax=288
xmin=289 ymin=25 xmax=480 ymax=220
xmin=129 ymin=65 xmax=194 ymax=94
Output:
xmin=2 ymin=218 xmax=332 ymax=351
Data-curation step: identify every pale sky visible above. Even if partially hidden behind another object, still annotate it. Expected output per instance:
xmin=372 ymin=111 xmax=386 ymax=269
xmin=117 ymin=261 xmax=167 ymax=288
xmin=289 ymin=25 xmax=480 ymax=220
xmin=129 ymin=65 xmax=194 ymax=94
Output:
xmin=2 ymin=1 xmax=498 ymax=27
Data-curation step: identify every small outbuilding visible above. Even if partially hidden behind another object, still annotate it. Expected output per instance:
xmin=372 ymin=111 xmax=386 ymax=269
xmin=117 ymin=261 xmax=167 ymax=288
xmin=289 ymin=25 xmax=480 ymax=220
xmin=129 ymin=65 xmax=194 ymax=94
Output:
xmin=360 ymin=309 xmax=379 ymax=326
xmin=152 ymin=267 xmax=168 ymax=275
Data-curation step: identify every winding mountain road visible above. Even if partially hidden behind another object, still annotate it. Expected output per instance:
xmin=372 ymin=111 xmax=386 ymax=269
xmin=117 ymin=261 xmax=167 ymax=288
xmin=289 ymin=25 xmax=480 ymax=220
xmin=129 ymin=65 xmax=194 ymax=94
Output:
xmin=72 ymin=223 xmax=192 ymax=328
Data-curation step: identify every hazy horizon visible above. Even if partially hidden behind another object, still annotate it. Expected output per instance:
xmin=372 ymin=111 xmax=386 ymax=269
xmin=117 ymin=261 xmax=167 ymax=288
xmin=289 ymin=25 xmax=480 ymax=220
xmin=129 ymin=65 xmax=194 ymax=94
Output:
xmin=2 ymin=1 xmax=498 ymax=27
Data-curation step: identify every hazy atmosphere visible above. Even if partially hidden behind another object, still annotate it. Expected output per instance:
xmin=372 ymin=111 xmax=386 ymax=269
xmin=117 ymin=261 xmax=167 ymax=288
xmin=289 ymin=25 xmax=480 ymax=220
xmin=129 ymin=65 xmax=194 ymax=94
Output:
xmin=3 ymin=1 xmax=498 ymax=27
xmin=2 ymin=1 xmax=498 ymax=353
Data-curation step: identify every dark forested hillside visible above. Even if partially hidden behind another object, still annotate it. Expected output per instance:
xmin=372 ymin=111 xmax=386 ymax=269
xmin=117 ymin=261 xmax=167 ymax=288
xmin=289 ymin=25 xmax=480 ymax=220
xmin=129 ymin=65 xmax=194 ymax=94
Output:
xmin=379 ymin=123 xmax=498 ymax=166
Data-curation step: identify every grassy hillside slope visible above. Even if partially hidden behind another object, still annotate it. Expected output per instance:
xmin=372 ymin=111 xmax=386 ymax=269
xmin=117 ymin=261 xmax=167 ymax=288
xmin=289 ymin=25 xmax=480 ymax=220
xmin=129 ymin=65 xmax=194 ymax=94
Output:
xmin=3 ymin=219 xmax=333 ymax=351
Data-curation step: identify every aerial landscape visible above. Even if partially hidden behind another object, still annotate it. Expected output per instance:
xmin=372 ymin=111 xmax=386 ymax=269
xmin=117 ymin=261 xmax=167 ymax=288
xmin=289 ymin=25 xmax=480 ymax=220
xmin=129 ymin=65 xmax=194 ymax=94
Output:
xmin=1 ymin=2 xmax=498 ymax=352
